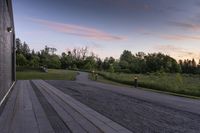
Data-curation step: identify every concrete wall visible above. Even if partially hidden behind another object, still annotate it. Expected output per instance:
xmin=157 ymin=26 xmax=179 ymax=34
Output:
xmin=0 ymin=0 xmax=15 ymax=104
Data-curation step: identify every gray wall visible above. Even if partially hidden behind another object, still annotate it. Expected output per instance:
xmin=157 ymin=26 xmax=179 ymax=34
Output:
xmin=0 ymin=0 xmax=15 ymax=103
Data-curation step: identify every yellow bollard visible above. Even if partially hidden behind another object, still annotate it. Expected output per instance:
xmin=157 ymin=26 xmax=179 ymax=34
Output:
xmin=134 ymin=76 xmax=138 ymax=88
xmin=95 ymin=74 xmax=98 ymax=80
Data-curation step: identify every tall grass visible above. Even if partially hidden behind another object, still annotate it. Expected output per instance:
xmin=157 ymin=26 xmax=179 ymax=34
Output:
xmin=98 ymin=72 xmax=200 ymax=97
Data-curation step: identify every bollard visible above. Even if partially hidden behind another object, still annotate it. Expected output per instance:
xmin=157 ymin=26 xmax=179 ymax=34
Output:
xmin=134 ymin=76 xmax=138 ymax=88
xmin=95 ymin=74 xmax=98 ymax=81
xmin=92 ymin=70 xmax=95 ymax=79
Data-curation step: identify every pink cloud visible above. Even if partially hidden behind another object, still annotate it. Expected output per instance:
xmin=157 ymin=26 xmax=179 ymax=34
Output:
xmin=169 ymin=21 xmax=200 ymax=31
xmin=29 ymin=18 xmax=126 ymax=41
xmin=138 ymin=29 xmax=200 ymax=41
xmin=161 ymin=34 xmax=200 ymax=41
xmin=138 ymin=27 xmax=200 ymax=41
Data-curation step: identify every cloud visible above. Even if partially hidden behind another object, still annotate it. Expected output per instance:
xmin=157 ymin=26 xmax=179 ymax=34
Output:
xmin=29 ymin=18 xmax=126 ymax=41
xmin=154 ymin=44 xmax=200 ymax=60
xmin=137 ymin=27 xmax=200 ymax=42
xmin=168 ymin=21 xmax=200 ymax=31
xmin=138 ymin=28 xmax=200 ymax=41
xmin=161 ymin=34 xmax=200 ymax=41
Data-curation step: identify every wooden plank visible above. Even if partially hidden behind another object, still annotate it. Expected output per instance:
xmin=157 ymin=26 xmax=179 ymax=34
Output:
xmin=34 ymin=80 xmax=102 ymax=133
xmin=10 ymin=80 xmax=39 ymax=133
xmin=27 ymin=81 xmax=55 ymax=133
xmin=33 ymin=80 xmax=87 ymax=133
xmin=36 ymin=80 xmax=132 ymax=133
xmin=0 ymin=81 xmax=20 ymax=133
xmin=30 ymin=80 xmax=71 ymax=133
xmin=0 ymin=81 xmax=41 ymax=133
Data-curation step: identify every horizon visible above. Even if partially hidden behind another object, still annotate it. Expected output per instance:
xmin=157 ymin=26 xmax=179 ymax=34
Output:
xmin=13 ymin=0 xmax=200 ymax=61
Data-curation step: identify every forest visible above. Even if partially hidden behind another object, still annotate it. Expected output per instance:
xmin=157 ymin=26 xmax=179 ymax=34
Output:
xmin=16 ymin=38 xmax=200 ymax=74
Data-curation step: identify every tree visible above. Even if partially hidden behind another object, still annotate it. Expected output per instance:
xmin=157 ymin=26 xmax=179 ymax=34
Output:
xmin=60 ymin=52 xmax=73 ymax=69
xmin=22 ymin=42 xmax=31 ymax=59
xmin=15 ymin=38 xmax=199 ymax=74
xmin=108 ymin=64 xmax=114 ymax=73
xmin=83 ymin=56 xmax=96 ymax=70
xmin=47 ymin=55 xmax=61 ymax=69
xmin=29 ymin=56 xmax=40 ymax=67
xmin=145 ymin=53 xmax=180 ymax=73
xmin=16 ymin=38 xmax=23 ymax=54
xmin=120 ymin=50 xmax=133 ymax=63
xmin=136 ymin=52 xmax=146 ymax=59
xmin=16 ymin=54 xmax=27 ymax=66
xmin=119 ymin=60 xmax=129 ymax=70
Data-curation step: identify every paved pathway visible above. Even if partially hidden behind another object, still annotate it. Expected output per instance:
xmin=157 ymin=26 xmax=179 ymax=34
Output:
xmin=45 ymin=72 xmax=200 ymax=132
xmin=76 ymin=72 xmax=200 ymax=115
xmin=1 ymin=72 xmax=200 ymax=133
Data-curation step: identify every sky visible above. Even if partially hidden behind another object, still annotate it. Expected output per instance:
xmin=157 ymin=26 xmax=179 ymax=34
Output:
xmin=13 ymin=0 xmax=200 ymax=61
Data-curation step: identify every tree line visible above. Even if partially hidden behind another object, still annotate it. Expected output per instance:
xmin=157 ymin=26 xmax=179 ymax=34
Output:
xmin=16 ymin=38 xmax=200 ymax=74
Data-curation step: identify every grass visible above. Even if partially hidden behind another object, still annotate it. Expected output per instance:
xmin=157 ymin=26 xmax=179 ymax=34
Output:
xmin=89 ymin=73 xmax=130 ymax=87
xmin=16 ymin=69 xmax=77 ymax=80
xmin=94 ymin=72 xmax=200 ymax=98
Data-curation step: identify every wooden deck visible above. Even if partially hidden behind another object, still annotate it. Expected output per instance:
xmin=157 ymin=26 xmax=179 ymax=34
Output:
xmin=0 ymin=80 xmax=132 ymax=133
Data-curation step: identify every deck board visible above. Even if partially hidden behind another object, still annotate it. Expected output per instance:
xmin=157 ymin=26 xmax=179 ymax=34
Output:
xmin=27 ymin=81 xmax=54 ymax=133
xmin=0 ymin=80 xmax=132 ymax=133
xmin=0 ymin=81 xmax=19 ymax=133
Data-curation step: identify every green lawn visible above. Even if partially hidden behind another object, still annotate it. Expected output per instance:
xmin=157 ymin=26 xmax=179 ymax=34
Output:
xmin=16 ymin=69 xmax=77 ymax=80
xmin=95 ymin=72 xmax=200 ymax=98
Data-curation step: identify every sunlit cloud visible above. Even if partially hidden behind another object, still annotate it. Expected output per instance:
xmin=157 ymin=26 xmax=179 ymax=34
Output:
xmin=161 ymin=34 xmax=200 ymax=41
xmin=138 ymin=29 xmax=200 ymax=41
xmin=29 ymin=18 xmax=126 ymax=41
xmin=168 ymin=21 xmax=200 ymax=31
xmin=154 ymin=44 xmax=200 ymax=61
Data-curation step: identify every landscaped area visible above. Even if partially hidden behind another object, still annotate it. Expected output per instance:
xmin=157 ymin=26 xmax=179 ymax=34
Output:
xmin=16 ymin=69 xmax=77 ymax=80
xmin=95 ymin=72 xmax=200 ymax=97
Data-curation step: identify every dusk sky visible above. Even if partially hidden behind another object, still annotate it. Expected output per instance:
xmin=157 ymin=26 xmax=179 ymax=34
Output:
xmin=13 ymin=0 xmax=200 ymax=60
